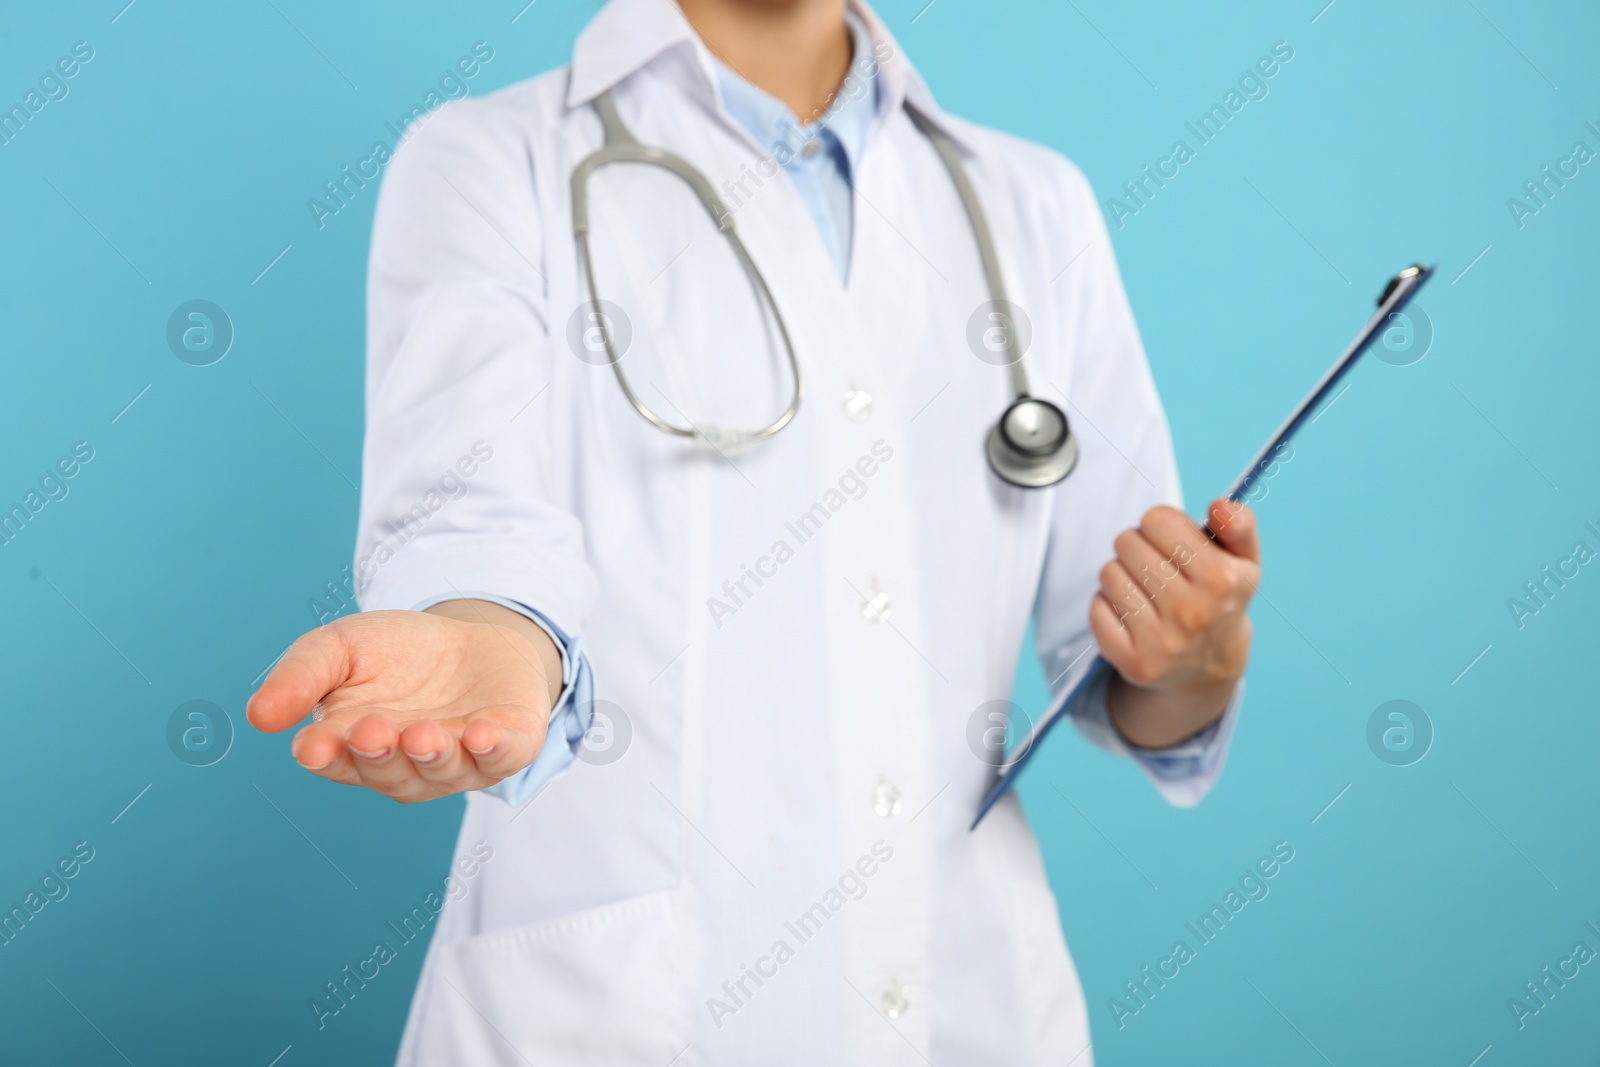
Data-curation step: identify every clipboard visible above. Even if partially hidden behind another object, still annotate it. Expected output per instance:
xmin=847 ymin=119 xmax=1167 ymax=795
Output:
xmin=972 ymin=263 xmax=1436 ymax=829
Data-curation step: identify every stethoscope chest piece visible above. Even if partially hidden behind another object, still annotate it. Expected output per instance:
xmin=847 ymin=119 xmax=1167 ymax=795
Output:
xmin=986 ymin=396 xmax=1078 ymax=488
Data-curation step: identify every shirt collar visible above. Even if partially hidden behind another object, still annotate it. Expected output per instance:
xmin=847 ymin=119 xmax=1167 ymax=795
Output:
xmin=710 ymin=10 xmax=878 ymax=172
xmin=564 ymin=0 xmax=976 ymax=155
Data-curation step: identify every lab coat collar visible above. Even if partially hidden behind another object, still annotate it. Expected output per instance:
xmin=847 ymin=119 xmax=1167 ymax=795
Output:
xmin=565 ymin=0 xmax=706 ymax=110
xmin=565 ymin=0 xmax=976 ymax=155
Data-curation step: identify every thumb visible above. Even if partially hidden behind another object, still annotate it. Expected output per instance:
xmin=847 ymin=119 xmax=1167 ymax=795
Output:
xmin=246 ymin=625 xmax=354 ymax=733
xmin=1207 ymin=498 xmax=1260 ymax=563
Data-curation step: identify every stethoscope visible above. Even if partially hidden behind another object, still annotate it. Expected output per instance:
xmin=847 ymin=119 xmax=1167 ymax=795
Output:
xmin=570 ymin=90 xmax=1078 ymax=488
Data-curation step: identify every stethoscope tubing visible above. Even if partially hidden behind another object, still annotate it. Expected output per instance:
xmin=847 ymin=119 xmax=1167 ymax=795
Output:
xmin=571 ymin=91 xmax=803 ymax=443
xmin=569 ymin=89 xmax=1069 ymax=479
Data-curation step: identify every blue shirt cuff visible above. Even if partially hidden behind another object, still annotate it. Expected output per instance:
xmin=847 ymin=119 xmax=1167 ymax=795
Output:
xmin=1066 ymin=666 xmax=1243 ymax=808
xmin=409 ymin=592 xmax=593 ymax=809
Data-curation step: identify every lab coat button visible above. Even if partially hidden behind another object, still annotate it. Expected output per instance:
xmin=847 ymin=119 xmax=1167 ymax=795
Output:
xmin=873 ymin=778 xmax=902 ymax=818
xmin=880 ymin=977 xmax=910 ymax=1019
xmin=801 ymin=139 xmax=823 ymax=158
xmin=842 ymin=386 xmax=873 ymax=421
xmin=860 ymin=583 xmax=891 ymax=622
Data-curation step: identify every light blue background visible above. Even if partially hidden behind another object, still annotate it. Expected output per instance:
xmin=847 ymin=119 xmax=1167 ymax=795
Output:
xmin=2 ymin=1 xmax=1597 ymax=1064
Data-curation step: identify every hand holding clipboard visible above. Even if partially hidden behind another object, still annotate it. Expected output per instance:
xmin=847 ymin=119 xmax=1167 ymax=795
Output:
xmin=972 ymin=264 xmax=1435 ymax=828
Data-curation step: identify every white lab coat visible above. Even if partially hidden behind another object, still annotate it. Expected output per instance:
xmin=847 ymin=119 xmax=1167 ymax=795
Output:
xmin=356 ymin=0 xmax=1234 ymax=1062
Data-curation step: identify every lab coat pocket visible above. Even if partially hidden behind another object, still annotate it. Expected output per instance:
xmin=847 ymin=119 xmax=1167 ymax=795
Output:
xmin=408 ymin=888 xmax=690 ymax=1066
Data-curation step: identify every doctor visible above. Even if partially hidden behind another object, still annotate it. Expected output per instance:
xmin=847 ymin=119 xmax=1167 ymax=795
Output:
xmin=248 ymin=0 xmax=1261 ymax=1061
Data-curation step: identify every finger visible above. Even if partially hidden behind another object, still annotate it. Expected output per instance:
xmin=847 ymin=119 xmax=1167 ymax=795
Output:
xmin=346 ymin=714 xmax=423 ymax=797
xmin=1137 ymin=505 xmax=1212 ymax=564
xmin=246 ymin=626 xmax=354 ymax=733
xmin=400 ymin=720 xmax=475 ymax=789
xmin=1207 ymin=499 xmax=1260 ymax=563
xmin=463 ymin=710 xmax=548 ymax=782
xmin=1138 ymin=506 xmax=1241 ymax=605
xmin=1097 ymin=559 xmax=1162 ymax=640
xmin=290 ymin=722 xmax=361 ymax=786
xmin=1111 ymin=527 xmax=1209 ymax=630
xmin=1089 ymin=594 xmax=1137 ymax=667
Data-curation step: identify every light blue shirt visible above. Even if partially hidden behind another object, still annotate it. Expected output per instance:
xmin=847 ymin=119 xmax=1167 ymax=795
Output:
xmin=1070 ymin=660 xmax=1238 ymax=793
xmin=710 ymin=11 xmax=880 ymax=279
